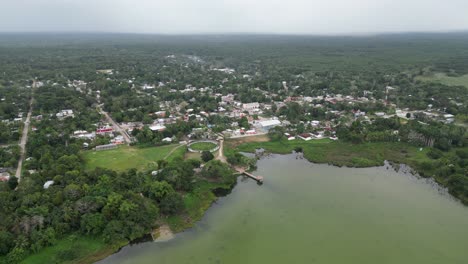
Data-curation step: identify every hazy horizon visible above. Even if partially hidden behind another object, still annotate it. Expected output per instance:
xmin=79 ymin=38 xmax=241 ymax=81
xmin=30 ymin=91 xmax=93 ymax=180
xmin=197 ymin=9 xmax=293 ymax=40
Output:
xmin=2 ymin=0 xmax=468 ymax=35
xmin=1 ymin=30 xmax=468 ymax=37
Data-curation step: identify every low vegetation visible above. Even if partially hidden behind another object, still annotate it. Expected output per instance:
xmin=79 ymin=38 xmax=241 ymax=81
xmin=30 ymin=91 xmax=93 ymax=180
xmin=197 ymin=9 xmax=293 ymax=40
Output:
xmin=20 ymin=235 xmax=112 ymax=264
xmin=416 ymin=72 xmax=468 ymax=88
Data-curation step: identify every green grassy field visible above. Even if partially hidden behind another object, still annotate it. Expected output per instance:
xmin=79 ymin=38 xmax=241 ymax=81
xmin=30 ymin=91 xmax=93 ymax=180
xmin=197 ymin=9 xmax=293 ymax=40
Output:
xmin=84 ymin=144 xmax=186 ymax=171
xmin=416 ymin=73 xmax=468 ymax=87
xmin=189 ymin=142 xmax=218 ymax=151
xmin=231 ymin=138 xmax=430 ymax=169
xmin=21 ymin=235 xmax=113 ymax=264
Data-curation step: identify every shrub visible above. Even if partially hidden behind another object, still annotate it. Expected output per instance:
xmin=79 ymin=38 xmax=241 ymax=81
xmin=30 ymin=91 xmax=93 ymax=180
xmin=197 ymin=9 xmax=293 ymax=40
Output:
xmin=427 ymin=148 xmax=443 ymax=159
xmin=201 ymin=151 xmax=214 ymax=162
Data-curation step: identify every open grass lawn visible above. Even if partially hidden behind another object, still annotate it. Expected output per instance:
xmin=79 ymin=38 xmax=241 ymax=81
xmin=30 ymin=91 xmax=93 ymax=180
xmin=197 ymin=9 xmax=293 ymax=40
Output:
xmin=189 ymin=142 xmax=217 ymax=151
xmin=21 ymin=235 xmax=113 ymax=264
xmin=416 ymin=73 xmax=468 ymax=88
xmin=84 ymin=144 xmax=186 ymax=171
xmin=185 ymin=152 xmax=202 ymax=160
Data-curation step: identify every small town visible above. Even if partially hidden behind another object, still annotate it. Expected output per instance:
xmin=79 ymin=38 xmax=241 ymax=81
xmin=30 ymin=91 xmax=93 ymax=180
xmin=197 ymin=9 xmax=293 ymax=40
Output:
xmin=0 ymin=20 xmax=467 ymax=264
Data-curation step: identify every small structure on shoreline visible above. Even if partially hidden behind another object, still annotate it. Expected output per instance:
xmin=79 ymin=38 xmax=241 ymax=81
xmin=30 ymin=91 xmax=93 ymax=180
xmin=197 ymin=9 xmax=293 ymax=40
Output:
xmin=235 ymin=168 xmax=264 ymax=184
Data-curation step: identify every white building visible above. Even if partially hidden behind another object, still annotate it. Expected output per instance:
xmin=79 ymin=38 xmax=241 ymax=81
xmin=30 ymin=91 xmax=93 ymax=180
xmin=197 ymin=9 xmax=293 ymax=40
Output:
xmin=149 ymin=124 xmax=166 ymax=132
xmin=242 ymin=102 xmax=260 ymax=111
xmin=259 ymin=119 xmax=281 ymax=132
xmin=222 ymin=94 xmax=235 ymax=103
xmin=56 ymin=109 xmax=74 ymax=119
xmin=44 ymin=180 xmax=54 ymax=189
xmin=142 ymin=84 xmax=155 ymax=90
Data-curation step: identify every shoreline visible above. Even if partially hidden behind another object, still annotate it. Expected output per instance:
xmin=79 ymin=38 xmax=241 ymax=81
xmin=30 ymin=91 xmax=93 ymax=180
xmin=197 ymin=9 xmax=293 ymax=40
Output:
xmin=232 ymin=139 xmax=468 ymax=205
xmin=251 ymin=145 xmax=466 ymax=207
xmin=21 ymin=140 xmax=467 ymax=263
xmin=152 ymin=224 xmax=175 ymax=242
xmin=93 ymin=180 xmax=237 ymax=263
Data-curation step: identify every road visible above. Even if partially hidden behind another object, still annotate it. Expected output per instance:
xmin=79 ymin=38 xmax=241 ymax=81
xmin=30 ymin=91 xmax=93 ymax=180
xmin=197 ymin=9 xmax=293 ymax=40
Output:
xmin=216 ymin=138 xmax=227 ymax=163
xmin=15 ymin=96 xmax=33 ymax=179
xmin=98 ymin=107 xmax=132 ymax=144
xmin=163 ymin=143 xmax=187 ymax=160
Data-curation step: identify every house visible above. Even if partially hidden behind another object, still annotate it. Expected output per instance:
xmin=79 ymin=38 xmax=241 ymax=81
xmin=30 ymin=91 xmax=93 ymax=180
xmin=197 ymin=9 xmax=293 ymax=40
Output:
xmin=259 ymin=119 xmax=281 ymax=132
xmin=142 ymin=84 xmax=155 ymax=90
xmin=0 ymin=176 xmax=9 ymax=182
xmin=313 ymin=132 xmax=324 ymax=139
xmin=73 ymin=130 xmax=95 ymax=139
xmin=245 ymin=129 xmax=257 ymax=135
xmin=162 ymin=137 xmax=173 ymax=143
xmin=149 ymin=124 xmax=166 ymax=132
xmin=96 ymin=69 xmax=114 ymax=74
xmin=96 ymin=126 xmax=113 ymax=134
xmin=354 ymin=110 xmax=366 ymax=118
xmin=0 ymin=169 xmax=10 ymax=182
xmin=56 ymin=109 xmax=74 ymax=119
xmin=221 ymin=94 xmax=235 ymax=103
xmin=213 ymin=68 xmax=235 ymax=74
xmin=43 ymin=180 xmax=54 ymax=189
xmin=298 ymin=133 xmax=312 ymax=141
xmin=242 ymin=102 xmax=260 ymax=111
xmin=32 ymin=80 xmax=44 ymax=88
xmin=155 ymin=111 xmax=166 ymax=118
xmin=111 ymin=136 xmax=125 ymax=145
xmin=285 ymin=133 xmax=296 ymax=140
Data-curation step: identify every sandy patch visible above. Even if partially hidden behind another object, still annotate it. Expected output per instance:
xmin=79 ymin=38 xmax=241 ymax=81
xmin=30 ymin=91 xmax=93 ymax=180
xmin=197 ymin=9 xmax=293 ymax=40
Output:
xmin=152 ymin=224 xmax=174 ymax=242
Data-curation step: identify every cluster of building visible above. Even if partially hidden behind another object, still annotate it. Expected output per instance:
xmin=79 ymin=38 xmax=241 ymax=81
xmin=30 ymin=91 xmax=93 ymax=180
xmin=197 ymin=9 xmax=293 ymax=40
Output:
xmin=26 ymin=66 xmax=462 ymax=151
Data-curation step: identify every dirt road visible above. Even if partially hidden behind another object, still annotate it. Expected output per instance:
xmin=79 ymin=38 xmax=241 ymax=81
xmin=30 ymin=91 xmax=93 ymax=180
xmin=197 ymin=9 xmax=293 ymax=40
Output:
xmin=15 ymin=96 xmax=33 ymax=179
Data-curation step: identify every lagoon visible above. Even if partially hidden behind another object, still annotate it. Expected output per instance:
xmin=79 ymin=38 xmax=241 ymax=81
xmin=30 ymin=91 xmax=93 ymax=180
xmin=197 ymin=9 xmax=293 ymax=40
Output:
xmin=99 ymin=154 xmax=468 ymax=264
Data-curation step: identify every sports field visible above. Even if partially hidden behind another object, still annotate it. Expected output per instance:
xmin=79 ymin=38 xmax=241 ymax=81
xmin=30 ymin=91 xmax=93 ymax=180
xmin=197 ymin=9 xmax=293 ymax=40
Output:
xmin=84 ymin=144 xmax=186 ymax=171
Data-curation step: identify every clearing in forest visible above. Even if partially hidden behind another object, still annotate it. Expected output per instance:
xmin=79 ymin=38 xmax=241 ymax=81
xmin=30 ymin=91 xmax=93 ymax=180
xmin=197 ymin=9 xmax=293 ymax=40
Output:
xmin=416 ymin=73 xmax=468 ymax=88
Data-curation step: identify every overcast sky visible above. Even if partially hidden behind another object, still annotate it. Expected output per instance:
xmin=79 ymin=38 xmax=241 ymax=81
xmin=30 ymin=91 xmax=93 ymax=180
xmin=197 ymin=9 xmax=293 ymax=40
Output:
xmin=2 ymin=0 xmax=468 ymax=34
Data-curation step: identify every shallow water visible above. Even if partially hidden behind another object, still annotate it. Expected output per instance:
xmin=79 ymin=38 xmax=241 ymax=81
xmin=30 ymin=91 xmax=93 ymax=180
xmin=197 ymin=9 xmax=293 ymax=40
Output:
xmin=99 ymin=155 xmax=468 ymax=264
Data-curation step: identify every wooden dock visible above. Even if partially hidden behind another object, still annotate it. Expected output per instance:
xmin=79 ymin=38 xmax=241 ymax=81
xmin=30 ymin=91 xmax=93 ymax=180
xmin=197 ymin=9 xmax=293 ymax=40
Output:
xmin=238 ymin=170 xmax=264 ymax=183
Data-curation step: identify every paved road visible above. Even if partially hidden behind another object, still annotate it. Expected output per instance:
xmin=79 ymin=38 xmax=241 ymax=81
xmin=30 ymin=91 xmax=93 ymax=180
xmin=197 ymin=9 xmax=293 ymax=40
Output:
xmin=98 ymin=107 xmax=132 ymax=144
xmin=15 ymin=96 xmax=33 ymax=179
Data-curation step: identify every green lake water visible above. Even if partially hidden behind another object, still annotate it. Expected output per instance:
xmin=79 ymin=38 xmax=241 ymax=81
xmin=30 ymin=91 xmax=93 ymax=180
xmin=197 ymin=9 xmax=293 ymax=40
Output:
xmin=98 ymin=154 xmax=468 ymax=264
